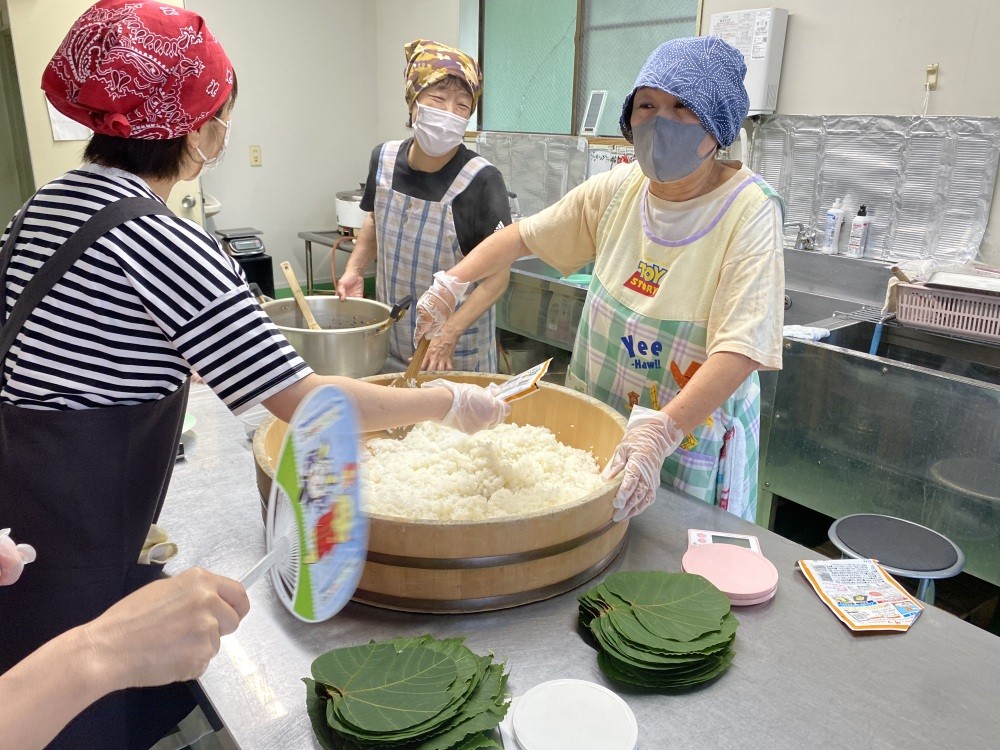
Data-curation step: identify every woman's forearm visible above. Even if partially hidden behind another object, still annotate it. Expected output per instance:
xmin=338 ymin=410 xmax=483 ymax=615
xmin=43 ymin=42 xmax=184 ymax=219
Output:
xmin=264 ymin=373 xmax=452 ymax=428
xmin=343 ymin=213 xmax=378 ymax=275
xmin=444 ymin=268 xmax=510 ymax=336
xmin=448 ymin=223 xmax=530 ymax=284
xmin=0 ymin=626 xmax=113 ymax=750
xmin=661 ymin=351 xmax=759 ymax=434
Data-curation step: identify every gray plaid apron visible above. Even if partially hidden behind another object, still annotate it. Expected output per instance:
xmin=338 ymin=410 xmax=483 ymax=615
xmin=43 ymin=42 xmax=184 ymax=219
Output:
xmin=373 ymin=140 xmax=498 ymax=371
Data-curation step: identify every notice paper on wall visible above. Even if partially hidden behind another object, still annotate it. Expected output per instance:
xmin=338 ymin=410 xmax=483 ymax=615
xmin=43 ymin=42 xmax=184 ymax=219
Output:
xmin=796 ymin=559 xmax=924 ymax=632
xmin=46 ymin=99 xmax=92 ymax=141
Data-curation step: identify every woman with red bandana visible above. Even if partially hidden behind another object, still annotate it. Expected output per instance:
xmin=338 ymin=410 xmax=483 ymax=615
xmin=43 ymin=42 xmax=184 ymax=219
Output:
xmin=0 ymin=2 xmax=508 ymax=747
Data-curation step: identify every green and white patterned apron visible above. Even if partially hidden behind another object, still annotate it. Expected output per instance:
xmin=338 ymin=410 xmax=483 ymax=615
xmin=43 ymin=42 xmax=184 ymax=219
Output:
xmin=565 ymin=167 xmax=780 ymax=522
xmin=374 ymin=140 xmax=498 ymax=372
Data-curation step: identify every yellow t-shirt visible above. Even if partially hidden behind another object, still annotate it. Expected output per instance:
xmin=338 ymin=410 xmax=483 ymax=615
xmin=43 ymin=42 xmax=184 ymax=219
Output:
xmin=519 ymin=162 xmax=784 ymax=370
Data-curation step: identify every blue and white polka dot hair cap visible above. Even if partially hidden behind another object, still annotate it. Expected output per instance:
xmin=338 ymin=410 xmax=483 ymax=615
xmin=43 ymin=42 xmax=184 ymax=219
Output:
xmin=619 ymin=36 xmax=749 ymax=148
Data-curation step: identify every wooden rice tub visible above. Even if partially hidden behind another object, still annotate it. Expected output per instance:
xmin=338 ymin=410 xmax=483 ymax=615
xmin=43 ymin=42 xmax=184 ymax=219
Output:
xmin=252 ymin=373 xmax=627 ymax=613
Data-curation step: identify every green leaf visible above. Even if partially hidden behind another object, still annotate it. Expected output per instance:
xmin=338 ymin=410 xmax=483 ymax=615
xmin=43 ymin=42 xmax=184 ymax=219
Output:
xmin=609 ymin=609 xmax=739 ymax=655
xmin=598 ymin=648 xmax=735 ymax=689
xmin=307 ymin=637 xmax=510 ymax=750
xmin=311 ymin=641 xmax=459 ymax=734
xmin=450 ymin=732 xmax=502 ymax=750
xmin=334 ymin=641 xmax=492 ymax=744
xmin=304 ymin=679 xmax=347 ymax=750
xmin=603 ymin=572 xmax=731 ymax=642
xmin=411 ymin=663 xmax=509 ymax=750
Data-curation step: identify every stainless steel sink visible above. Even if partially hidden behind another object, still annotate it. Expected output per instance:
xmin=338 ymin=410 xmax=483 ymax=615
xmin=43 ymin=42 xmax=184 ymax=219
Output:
xmin=497 ymin=256 xmax=589 ymax=350
xmin=758 ymin=319 xmax=1000 ymax=587
xmin=782 ymin=288 xmax=857 ymax=327
xmin=510 ymin=256 xmax=563 ymax=281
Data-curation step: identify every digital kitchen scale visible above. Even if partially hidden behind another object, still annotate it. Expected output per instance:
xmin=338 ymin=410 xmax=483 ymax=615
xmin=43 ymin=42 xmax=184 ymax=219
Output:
xmin=683 ymin=530 xmax=778 ymax=606
xmin=215 ymin=226 xmax=265 ymax=257
xmin=687 ymin=528 xmax=762 ymax=553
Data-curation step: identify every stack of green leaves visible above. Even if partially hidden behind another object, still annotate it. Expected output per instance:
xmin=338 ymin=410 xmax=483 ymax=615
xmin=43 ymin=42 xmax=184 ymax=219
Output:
xmin=305 ymin=635 xmax=509 ymax=750
xmin=578 ymin=571 xmax=739 ymax=689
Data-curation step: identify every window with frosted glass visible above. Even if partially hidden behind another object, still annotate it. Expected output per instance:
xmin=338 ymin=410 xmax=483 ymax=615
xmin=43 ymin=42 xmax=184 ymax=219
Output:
xmin=575 ymin=0 xmax=699 ymax=136
xmin=480 ymin=0 xmax=698 ymax=136
xmin=480 ymin=0 xmax=577 ymax=134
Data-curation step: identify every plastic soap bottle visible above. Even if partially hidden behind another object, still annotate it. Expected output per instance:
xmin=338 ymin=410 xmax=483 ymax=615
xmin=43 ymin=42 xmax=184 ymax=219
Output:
xmin=821 ymin=198 xmax=845 ymax=255
xmin=845 ymin=205 xmax=871 ymax=259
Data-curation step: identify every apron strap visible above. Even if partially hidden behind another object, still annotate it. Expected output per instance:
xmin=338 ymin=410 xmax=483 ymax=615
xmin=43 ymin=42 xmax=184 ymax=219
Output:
xmin=376 ymin=140 xmax=404 ymax=190
xmin=0 ymin=196 xmax=172 ymax=364
xmin=441 ymin=155 xmax=490 ymax=203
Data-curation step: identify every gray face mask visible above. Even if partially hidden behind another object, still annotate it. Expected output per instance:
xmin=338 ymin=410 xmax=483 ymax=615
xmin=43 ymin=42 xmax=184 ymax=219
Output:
xmin=632 ymin=115 xmax=714 ymax=183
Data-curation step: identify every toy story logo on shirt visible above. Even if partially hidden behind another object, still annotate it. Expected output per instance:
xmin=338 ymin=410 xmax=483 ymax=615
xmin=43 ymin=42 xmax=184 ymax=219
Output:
xmin=623 ymin=260 xmax=667 ymax=297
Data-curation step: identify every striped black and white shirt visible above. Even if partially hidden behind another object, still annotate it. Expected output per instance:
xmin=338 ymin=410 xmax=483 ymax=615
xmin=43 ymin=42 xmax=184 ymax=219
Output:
xmin=0 ymin=164 xmax=310 ymax=413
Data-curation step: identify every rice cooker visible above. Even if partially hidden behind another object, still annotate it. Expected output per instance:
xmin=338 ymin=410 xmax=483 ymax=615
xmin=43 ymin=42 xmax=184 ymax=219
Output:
xmin=335 ymin=186 xmax=366 ymax=234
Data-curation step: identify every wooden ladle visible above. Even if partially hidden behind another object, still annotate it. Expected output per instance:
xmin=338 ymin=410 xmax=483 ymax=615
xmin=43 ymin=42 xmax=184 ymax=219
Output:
xmin=279 ymin=261 xmax=321 ymax=331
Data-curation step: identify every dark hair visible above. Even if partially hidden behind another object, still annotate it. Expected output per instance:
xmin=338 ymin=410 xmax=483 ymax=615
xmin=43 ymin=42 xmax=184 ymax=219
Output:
xmin=83 ymin=77 xmax=238 ymax=180
xmin=406 ymin=75 xmax=472 ymax=127
xmin=429 ymin=75 xmax=473 ymax=98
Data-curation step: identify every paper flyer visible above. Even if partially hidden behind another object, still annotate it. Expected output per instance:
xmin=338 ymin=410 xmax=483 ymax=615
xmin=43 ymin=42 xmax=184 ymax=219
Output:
xmin=797 ymin=559 xmax=923 ymax=632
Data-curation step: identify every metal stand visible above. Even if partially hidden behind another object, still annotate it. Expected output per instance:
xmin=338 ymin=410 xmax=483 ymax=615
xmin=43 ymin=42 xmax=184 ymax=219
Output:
xmin=297 ymin=230 xmax=355 ymax=295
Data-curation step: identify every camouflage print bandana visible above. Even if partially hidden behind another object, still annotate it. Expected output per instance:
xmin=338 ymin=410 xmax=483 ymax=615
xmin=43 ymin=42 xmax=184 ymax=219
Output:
xmin=403 ymin=39 xmax=482 ymax=109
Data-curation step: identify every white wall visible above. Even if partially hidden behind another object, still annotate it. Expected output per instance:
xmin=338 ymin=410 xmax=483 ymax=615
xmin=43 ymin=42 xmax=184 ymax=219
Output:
xmin=188 ymin=0 xmax=461 ymax=288
xmin=702 ymin=0 xmax=1000 ymax=263
xmin=186 ymin=0 xmax=378 ymax=285
xmin=374 ymin=0 xmax=461 ymax=145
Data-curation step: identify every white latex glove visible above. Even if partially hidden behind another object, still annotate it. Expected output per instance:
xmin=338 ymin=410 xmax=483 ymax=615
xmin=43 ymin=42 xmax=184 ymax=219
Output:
xmin=414 ymin=271 xmax=471 ymax=347
xmin=0 ymin=529 xmax=37 ymax=586
xmin=423 ymin=378 xmax=510 ymax=434
xmin=601 ymin=406 xmax=685 ymax=522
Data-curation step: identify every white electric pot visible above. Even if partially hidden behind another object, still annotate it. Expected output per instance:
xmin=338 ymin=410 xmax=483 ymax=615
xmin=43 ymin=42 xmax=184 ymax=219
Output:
xmin=335 ymin=189 xmax=366 ymax=231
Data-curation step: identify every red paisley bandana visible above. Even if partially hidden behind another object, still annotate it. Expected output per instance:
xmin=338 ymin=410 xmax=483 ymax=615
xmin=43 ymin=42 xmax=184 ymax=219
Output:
xmin=42 ymin=0 xmax=233 ymax=139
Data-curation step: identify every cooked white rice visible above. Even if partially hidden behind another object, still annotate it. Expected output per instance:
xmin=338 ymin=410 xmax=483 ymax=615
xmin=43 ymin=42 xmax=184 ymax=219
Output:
xmin=362 ymin=422 xmax=604 ymax=521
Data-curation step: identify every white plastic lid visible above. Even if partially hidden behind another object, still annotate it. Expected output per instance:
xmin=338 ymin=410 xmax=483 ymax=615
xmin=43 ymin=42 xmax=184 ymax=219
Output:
xmin=681 ymin=543 xmax=779 ymax=604
xmin=512 ymin=679 xmax=638 ymax=750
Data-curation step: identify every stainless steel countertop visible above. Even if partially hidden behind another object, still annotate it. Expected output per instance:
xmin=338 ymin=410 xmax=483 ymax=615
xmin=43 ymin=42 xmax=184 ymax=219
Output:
xmin=161 ymin=385 xmax=1000 ymax=749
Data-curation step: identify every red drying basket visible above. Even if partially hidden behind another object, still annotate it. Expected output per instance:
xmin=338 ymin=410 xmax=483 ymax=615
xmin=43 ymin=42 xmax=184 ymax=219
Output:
xmin=896 ymin=283 xmax=1000 ymax=343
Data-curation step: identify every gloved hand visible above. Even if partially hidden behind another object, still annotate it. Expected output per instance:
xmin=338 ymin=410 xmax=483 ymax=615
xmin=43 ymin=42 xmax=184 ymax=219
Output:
xmin=423 ymin=378 xmax=510 ymax=434
xmin=602 ymin=406 xmax=685 ymax=522
xmin=414 ymin=271 xmax=470 ymax=347
xmin=0 ymin=529 xmax=37 ymax=586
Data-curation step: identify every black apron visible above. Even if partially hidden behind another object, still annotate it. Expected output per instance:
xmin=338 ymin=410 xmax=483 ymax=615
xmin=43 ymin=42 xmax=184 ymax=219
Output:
xmin=0 ymin=197 xmax=214 ymax=749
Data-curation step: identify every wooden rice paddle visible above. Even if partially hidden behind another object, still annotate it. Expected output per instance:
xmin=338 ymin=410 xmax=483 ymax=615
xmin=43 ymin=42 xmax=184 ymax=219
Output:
xmin=388 ymin=337 xmax=431 ymax=438
xmin=279 ymin=261 xmax=321 ymax=330
xmin=394 ymin=336 xmax=430 ymax=388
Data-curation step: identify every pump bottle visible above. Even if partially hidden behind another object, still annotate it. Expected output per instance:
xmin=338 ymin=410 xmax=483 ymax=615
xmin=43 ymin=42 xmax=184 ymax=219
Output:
xmin=821 ymin=198 xmax=845 ymax=255
xmin=845 ymin=205 xmax=871 ymax=259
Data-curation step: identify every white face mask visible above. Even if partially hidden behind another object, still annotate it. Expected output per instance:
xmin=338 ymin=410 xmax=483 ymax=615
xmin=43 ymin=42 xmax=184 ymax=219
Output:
xmin=195 ymin=116 xmax=231 ymax=174
xmin=411 ymin=103 xmax=468 ymax=157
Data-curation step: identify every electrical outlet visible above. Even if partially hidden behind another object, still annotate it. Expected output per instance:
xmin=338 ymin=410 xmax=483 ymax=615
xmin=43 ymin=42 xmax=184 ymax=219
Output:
xmin=249 ymin=145 xmax=263 ymax=167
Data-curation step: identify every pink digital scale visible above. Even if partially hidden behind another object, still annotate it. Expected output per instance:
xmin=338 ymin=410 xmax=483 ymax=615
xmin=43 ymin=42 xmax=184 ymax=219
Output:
xmin=682 ymin=529 xmax=779 ymax=606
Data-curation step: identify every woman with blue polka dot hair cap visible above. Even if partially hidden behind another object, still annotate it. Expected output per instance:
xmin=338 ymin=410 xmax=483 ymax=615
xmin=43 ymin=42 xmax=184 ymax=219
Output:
xmin=415 ymin=36 xmax=785 ymax=525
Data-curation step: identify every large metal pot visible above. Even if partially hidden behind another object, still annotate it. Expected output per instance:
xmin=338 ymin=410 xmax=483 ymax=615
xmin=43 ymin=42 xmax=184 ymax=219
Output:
xmin=262 ymin=296 xmax=392 ymax=378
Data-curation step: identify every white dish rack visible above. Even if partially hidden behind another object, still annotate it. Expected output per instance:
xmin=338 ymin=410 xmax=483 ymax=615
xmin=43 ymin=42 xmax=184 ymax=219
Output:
xmin=896 ymin=282 xmax=1000 ymax=343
